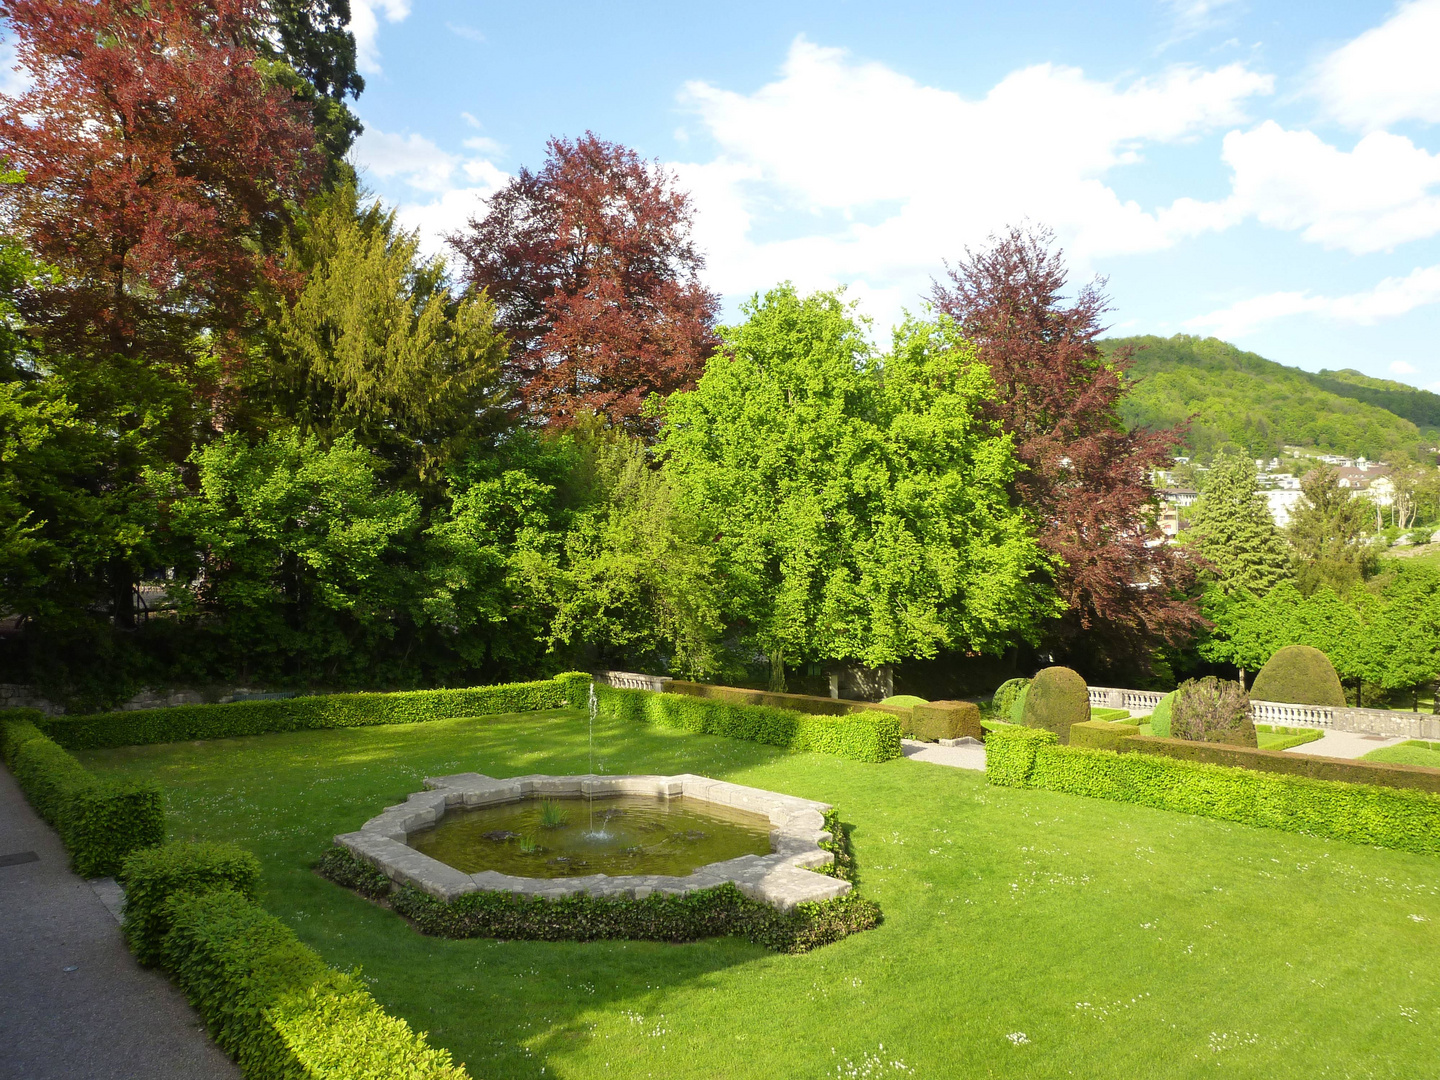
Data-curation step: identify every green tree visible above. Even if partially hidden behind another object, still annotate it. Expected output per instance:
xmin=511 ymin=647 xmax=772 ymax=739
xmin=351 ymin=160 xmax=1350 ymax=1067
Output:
xmin=1186 ymin=450 xmax=1292 ymax=594
xmin=171 ymin=431 xmax=420 ymax=683
xmin=246 ymin=187 xmax=509 ymax=487
xmin=510 ymin=432 xmax=724 ymax=678
xmin=660 ymin=286 xmax=1055 ymax=690
xmin=1287 ymin=464 xmax=1376 ymax=594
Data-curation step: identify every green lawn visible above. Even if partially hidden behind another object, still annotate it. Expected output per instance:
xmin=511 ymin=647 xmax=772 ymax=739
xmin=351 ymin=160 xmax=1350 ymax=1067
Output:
xmin=1362 ymin=740 xmax=1440 ymax=769
xmin=80 ymin=709 xmax=1440 ymax=1079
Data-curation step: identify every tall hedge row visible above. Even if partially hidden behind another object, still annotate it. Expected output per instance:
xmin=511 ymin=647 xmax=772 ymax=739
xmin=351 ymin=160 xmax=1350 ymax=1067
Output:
xmin=595 ymin=684 xmax=902 ymax=762
xmin=986 ymin=723 xmax=1440 ymax=856
xmin=37 ymin=673 xmax=592 ymax=750
xmin=124 ymin=843 xmax=468 ymax=1080
xmin=0 ymin=711 xmax=163 ymax=876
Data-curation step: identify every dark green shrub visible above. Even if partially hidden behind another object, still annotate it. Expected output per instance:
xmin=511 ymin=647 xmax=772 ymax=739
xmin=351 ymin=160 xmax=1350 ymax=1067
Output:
xmin=0 ymin=714 xmax=163 ymax=876
xmin=985 ymin=724 xmax=1440 ymax=856
xmin=120 ymin=842 xmax=263 ymax=965
xmin=1250 ymin=645 xmax=1346 ymax=706
xmin=1021 ymin=666 xmax=1090 ymax=744
xmin=909 ymin=700 xmax=982 ymax=742
xmin=1172 ymin=677 xmax=1256 ymax=747
xmin=38 ymin=675 xmax=580 ymax=750
xmin=992 ymin=678 xmax=1029 ymax=718
xmin=1148 ymin=692 xmax=1176 ymax=737
xmin=595 ymin=685 xmax=902 ymax=762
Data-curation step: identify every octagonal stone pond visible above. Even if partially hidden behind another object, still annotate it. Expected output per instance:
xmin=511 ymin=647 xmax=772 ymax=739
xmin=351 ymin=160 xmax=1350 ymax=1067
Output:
xmin=335 ymin=773 xmax=851 ymax=911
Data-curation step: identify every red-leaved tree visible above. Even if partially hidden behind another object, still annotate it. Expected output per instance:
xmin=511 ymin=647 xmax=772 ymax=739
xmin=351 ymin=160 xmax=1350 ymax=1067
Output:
xmin=0 ymin=0 xmax=321 ymax=360
xmin=932 ymin=226 xmax=1201 ymax=673
xmin=449 ymin=133 xmax=719 ymax=431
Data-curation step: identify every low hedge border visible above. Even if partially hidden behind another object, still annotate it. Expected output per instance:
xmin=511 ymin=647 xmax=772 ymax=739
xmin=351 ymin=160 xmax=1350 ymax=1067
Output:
xmin=987 ymin=724 xmax=1440 ymax=856
xmin=594 ymin=684 xmax=901 ymax=762
xmin=36 ymin=673 xmax=593 ymax=751
xmin=317 ymin=808 xmax=881 ymax=954
xmin=0 ymin=711 xmax=164 ymax=876
xmin=123 ymin=842 xmax=468 ymax=1080
xmin=1067 ymin=719 xmax=1440 ymax=794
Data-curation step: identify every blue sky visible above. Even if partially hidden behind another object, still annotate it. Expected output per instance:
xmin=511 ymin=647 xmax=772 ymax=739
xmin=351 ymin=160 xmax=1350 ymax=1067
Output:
xmin=344 ymin=2 xmax=1440 ymax=385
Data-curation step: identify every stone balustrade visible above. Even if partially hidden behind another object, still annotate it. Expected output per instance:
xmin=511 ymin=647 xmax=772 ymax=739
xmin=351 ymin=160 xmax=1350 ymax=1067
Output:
xmin=1088 ymin=686 xmax=1166 ymax=717
xmin=595 ymin=670 xmax=674 ymax=693
xmin=1089 ymin=684 xmax=1440 ymax=740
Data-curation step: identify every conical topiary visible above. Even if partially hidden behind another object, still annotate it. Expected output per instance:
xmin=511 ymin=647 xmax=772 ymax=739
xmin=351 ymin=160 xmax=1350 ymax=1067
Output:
xmin=1021 ymin=666 xmax=1090 ymax=744
xmin=992 ymin=678 xmax=1030 ymax=721
xmin=1249 ymin=645 xmax=1346 ymax=707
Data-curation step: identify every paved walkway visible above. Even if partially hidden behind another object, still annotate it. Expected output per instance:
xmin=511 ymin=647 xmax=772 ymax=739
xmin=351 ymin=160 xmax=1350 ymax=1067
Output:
xmin=1281 ymin=729 xmax=1408 ymax=760
xmin=0 ymin=765 xmax=239 ymax=1080
xmin=900 ymin=738 xmax=986 ymax=771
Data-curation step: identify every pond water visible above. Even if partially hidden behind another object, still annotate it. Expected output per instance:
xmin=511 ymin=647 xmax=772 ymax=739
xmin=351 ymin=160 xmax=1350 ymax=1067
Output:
xmin=406 ymin=794 xmax=773 ymax=878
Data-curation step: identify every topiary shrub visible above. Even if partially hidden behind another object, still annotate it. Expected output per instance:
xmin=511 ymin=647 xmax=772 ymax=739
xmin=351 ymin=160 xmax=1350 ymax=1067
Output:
xmin=1171 ymin=677 xmax=1256 ymax=747
xmin=992 ymin=679 xmax=1029 ymax=719
xmin=1021 ymin=667 xmax=1090 ymax=744
xmin=1250 ymin=645 xmax=1346 ymax=707
xmin=880 ymin=695 xmax=928 ymax=709
xmin=909 ymin=701 xmax=982 ymax=742
xmin=1149 ymin=692 xmax=1176 ymax=738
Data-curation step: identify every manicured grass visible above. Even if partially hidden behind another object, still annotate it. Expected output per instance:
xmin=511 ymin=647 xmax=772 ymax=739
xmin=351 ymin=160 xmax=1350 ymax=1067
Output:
xmin=1362 ymin=739 xmax=1440 ymax=769
xmin=1255 ymin=725 xmax=1325 ymax=752
xmin=1089 ymin=707 xmax=1132 ymax=722
xmin=79 ymin=709 xmax=1440 ymax=1079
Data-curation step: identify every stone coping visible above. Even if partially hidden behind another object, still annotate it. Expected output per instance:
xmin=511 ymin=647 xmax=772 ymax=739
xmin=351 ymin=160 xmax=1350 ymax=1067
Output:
xmin=334 ymin=773 xmax=851 ymax=912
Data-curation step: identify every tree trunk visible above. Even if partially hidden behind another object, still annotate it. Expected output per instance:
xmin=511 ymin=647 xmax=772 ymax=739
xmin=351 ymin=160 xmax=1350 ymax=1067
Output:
xmin=767 ymin=649 xmax=786 ymax=694
xmin=110 ymin=561 xmax=135 ymax=630
xmin=1237 ymin=668 xmax=1246 ymax=691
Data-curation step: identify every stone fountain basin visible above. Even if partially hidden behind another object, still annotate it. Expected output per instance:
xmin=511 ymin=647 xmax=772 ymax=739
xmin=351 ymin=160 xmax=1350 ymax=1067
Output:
xmin=334 ymin=773 xmax=850 ymax=912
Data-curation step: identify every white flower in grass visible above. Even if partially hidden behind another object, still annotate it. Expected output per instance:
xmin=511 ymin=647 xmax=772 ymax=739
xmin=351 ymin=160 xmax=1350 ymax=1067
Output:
xmin=1006 ymin=1032 xmax=1030 ymax=1045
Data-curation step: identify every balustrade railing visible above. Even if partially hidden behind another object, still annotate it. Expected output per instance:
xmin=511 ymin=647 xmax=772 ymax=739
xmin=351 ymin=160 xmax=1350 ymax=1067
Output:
xmin=595 ymin=670 xmax=674 ymax=693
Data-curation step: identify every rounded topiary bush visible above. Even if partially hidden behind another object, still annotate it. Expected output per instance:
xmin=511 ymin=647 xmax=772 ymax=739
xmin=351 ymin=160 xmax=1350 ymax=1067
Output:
xmin=1249 ymin=645 xmax=1346 ymax=707
xmin=992 ymin=678 xmax=1030 ymax=720
xmin=1021 ymin=667 xmax=1090 ymax=744
xmin=1148 ymin=691 xmax=1176 ymax=738
xmin=1171 ymin=677 xmax=1257 ymax=747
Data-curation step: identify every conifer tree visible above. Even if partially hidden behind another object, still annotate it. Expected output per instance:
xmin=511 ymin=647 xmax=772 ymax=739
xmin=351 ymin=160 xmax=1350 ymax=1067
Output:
xmin=1187 ymin=450 xmax=1292 ymax=595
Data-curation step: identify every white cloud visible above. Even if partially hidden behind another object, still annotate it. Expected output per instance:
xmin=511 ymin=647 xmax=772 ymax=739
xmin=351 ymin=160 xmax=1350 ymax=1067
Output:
xmin=446 ymin=22 xmax=486 ymax=44
xmin=1160 ymin=0 xmax=1243 ymax=45
xmin=673 ymin=37 xmax=1271 ymax=326
xmin=353 ymin=126 xmax=459 ymax=193
xmin=1315 ymin=0 xmax=1440 ymax=129
xmin=350 ymin=0 xmax=411 ymax=75
xmin=1185 ymin=264 xmax=1440 ymax=337
xmin=1213 ymin=121 xmax=1440 ymax=253
xmin=1392 ymin=360 xmax=1419 ymax=375
xmin=351 ymin=123 xmax=509 ymax=260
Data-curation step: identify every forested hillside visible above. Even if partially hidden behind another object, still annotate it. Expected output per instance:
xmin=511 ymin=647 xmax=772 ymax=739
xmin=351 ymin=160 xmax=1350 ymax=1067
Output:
xmin=1104 ymin=335 xmax=1437 ymax=462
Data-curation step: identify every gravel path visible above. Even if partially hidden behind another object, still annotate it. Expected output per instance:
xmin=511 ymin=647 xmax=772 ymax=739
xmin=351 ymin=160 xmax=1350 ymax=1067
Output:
xmin=0 ymin=764 xmax=239 ymax=1080
xmin=1280 ymin=729 xmax=1408 ymax=760
xmin=900 ymin=738 xmax=987 ymax=771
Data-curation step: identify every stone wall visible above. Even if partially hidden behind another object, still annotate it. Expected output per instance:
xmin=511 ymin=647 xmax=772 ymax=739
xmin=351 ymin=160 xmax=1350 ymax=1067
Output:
xmin=0 ymin=683 xmax=292 ymax=716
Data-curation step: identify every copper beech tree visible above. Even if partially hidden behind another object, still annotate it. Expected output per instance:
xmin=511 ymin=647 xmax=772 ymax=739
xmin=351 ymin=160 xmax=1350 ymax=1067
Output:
xmin=932 ymin=226 xmax=1201 ymax=671
xmin=449 ymin=133 xmax=719 ymax=432
xmin=0 ymin=0 xmax=321 ymax=362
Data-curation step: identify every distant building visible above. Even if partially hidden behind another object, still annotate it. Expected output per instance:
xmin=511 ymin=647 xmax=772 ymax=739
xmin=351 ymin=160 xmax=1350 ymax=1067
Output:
xmin=1266 ymin=489 xmax=1304 ymax=527
xmin=1157 ymin=488 xmax=1199 ymax=537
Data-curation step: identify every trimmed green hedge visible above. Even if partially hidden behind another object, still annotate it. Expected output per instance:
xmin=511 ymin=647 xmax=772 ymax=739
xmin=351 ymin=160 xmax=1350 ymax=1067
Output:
xmin=121 ymin=841 xmax=263 ymax=965
xmin=165 ymin=890 xmax=466 ymax=1079
xmin=1149 ymin=692 xmax=1175 ymax=737
xmin=1090 ymin=707 xmax=1133 ymax=723
xmin=1 ymin=713 xmax=164 ymax=876
xmin=37 ymin=673 xmax=592 ymax=751
xmin=991 ymin=678 xmax=1029 ymax=719
xmin=595 ymin=684 xmax=902 ymax=762
xmin=320 ymin=808 xmax=880 ymax=954
xmin=909 ymin=700 xmax=982 ymax=742
xmin=986 ymin=724 xmax=1440 ymax=856
xmin=1251 ymin=644 xmax=1346 ymax=707
xmin=126 ymin=843 xmax=467 ymax=1079
xmin=1070 ymin=719 xmax=1148 ymax=751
